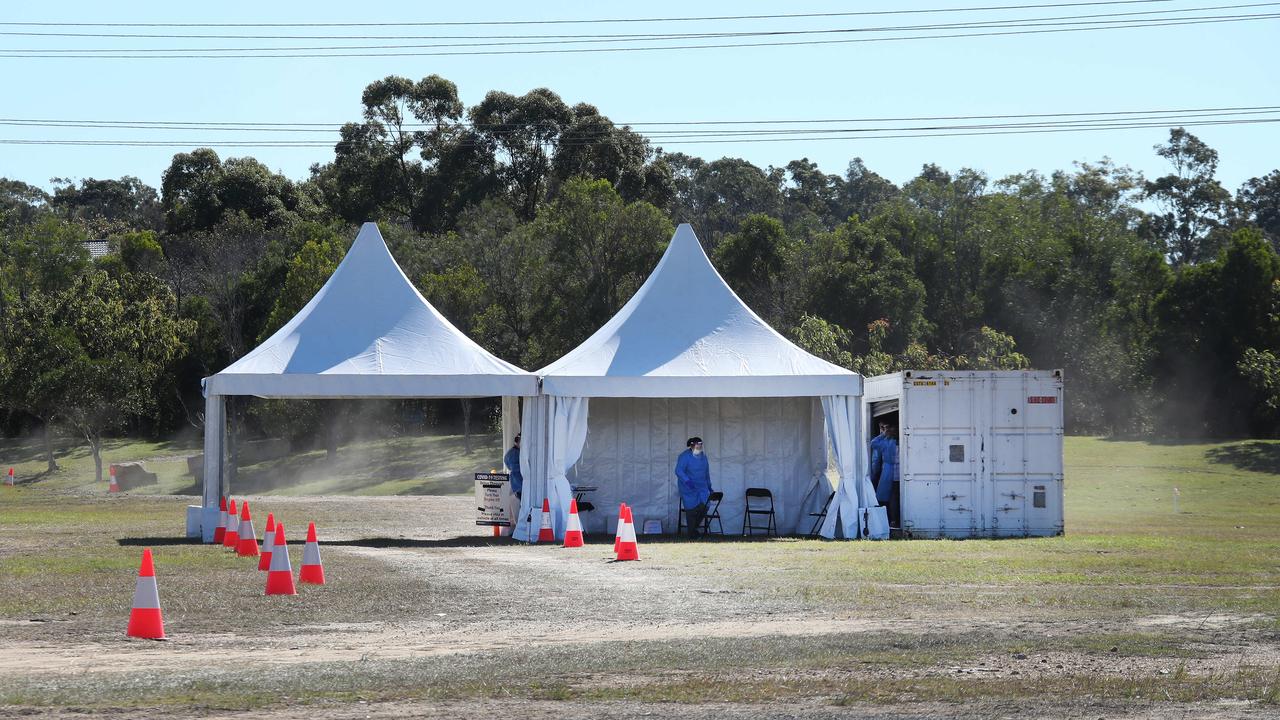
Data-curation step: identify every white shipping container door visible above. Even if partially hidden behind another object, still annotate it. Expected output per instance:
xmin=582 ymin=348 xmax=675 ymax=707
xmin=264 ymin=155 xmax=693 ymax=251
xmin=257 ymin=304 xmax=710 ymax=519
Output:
xmin=900 ymin=375 xmax=982 ymax=538
xmin=985 ymin=373 xmax=1065 ymax=537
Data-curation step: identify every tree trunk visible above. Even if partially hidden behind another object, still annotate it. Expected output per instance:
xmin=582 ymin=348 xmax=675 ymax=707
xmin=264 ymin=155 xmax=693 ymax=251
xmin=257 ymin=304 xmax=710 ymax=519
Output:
xmin=42 ymin=421 xmax=58 ymax=472
xmin=461 ymin=399 xmax=472 ymax=455
xmin=87 ymin=431 xmax=103 ymax=486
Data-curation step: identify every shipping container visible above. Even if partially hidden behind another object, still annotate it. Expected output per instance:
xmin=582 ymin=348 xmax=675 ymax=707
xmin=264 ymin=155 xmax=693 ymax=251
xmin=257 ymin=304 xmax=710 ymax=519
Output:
xmin=863 ymin=370 xmax=1065 ymax=539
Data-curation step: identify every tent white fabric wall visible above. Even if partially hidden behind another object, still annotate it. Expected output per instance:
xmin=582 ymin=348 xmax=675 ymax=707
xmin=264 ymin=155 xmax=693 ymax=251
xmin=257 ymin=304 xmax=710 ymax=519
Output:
xmin=568 ymin=396 xmax=829 ymax=535
xmin=513 ymin=395 xmax=590 ymax=540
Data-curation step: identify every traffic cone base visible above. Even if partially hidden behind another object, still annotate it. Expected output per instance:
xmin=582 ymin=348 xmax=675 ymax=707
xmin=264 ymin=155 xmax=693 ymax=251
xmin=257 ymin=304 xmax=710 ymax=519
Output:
xmin=563 ymin=499 xmax=584 ymax=548
xmin=537 ymin=498 xmax=555 ymax=543
xmin=299 ymin=522 xmax=325 ymax=585
xmin=265 ymin=571 xmax=297 ymax=595
xmin=126 ymin=549 xmax=165 ymax=639
xmin=126 ymin=607 xmax=164 ymax=639
xmin=265 ymin=524 xmax=297 ymax=596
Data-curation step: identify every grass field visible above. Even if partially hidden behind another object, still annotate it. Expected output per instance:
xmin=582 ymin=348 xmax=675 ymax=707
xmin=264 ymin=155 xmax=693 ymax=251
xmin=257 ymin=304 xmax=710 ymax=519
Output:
xmin=0 ymin=433 xmax=1277 ymax=719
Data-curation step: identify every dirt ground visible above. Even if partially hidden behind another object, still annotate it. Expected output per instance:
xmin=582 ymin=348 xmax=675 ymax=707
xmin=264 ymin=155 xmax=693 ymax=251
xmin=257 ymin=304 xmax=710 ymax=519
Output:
xmin=1 ymin=495 xmax=1277 ymax=719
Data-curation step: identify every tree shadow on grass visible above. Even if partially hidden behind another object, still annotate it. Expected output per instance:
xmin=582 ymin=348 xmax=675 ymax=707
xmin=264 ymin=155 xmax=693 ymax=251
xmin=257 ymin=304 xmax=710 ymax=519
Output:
xmin=1205 ymin=441 xmax=1280 ymax=474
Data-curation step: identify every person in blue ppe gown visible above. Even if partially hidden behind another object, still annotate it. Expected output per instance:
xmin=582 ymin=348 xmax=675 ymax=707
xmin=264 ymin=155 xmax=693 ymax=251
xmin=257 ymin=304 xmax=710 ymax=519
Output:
xmin=868 ymin=419 xmax=889 ymax=487
xmin=504 ymin=433 xmax=523 ymax=500
xmin=870 ymin=422 xmax=900 ymax=527
xmin=675 ymin=436 xmax=713 ymax=539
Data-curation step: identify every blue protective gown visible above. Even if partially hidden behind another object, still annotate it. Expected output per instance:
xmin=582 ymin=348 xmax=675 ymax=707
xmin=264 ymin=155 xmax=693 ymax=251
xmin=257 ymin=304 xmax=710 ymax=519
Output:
xmin=674 ymin=448 xmax=712 ymax=508
xmin=868 ymin=433 xmax=887 ymax=491
xmin=504 ymin=446 xmax=523 ymax=496
xmin=870 ymin=436 xmax=900 ymax=505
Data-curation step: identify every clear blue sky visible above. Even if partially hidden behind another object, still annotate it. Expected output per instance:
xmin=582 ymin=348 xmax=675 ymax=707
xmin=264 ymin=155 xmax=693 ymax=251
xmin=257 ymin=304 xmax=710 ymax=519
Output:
xmin=2 ymin=0 xmax=1277 ymax=195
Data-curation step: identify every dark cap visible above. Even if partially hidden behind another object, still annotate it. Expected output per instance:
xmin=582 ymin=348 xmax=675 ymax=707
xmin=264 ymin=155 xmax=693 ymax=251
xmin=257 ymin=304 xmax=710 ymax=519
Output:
xmin=687 ymin=437 xmax=703 ymax=448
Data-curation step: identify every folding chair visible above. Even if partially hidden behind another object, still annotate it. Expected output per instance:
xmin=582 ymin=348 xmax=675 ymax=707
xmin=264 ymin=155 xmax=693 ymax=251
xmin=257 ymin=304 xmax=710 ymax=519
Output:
xmin=677 ymin=491 xmax=723 ymax=536
xmin=702 ymin=491 xmax=724 ymax=535
xmin=742 ymin=487 xmax=777 ymax=537
xmin=807 ymin=491 xmax=836 ymax=537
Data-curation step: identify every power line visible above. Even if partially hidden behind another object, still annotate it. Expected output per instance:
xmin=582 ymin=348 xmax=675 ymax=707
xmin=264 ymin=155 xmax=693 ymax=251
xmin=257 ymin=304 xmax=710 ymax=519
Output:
xmin=2 ymin=105 xmax=1276 ymax=132
xmin=1 ymin=116 xmax=1274 ymax=148
xmin=2 ymin=9 xmax=1275 ymax=55
xmin=1 ymin=13 xmax=1275 ymax=58
xmin=0 ymin=1 xmax=1181 ymax=28
xmin=1 ymin=109 xmax=1277 ymax=139
xmin=1 ymin=2 xmax=1269 ymax=40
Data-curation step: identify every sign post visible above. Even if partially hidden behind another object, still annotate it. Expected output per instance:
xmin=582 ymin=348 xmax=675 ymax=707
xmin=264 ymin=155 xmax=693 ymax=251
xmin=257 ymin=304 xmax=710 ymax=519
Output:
xmin=475 ymin=472 xmax=515 ymax=535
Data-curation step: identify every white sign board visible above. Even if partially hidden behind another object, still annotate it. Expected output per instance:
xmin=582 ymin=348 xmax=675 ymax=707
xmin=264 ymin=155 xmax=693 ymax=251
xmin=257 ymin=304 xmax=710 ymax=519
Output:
xmin=475 ymin=472 xmax=514 ymax=527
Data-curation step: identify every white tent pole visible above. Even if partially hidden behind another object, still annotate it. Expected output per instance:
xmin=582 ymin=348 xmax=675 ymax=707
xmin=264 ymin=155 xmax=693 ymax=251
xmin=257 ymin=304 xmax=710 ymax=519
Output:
xmin=201 ymin=393 xmax=225 ymax=543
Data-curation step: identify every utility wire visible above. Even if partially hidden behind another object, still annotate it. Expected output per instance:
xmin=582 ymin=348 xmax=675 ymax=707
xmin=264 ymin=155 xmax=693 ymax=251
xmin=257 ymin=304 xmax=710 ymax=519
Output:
xmin=3 ymin=8 xmax=1275 ymax=54
xmin=0 ymin=2 xmax=1270 ymax=39
xmin=0 ymin=1 xmax=1181 ymax=28
xmin=1 ymin=13 xmax=1275 ymax=58
xmin=1 ymin=108 xmax=1276 ymax=136
xmin=2 ymin=105 xmax=1275 ymax=133
xmin=1 ymin=116 xmax=1274 ymax=148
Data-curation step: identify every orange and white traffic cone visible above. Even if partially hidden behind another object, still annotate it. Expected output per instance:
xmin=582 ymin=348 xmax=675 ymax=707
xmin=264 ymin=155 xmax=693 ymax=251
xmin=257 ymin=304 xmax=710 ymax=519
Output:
xmin=537 ymin=497 xmax=555 ymax=543
xmin=299 ymin=522 xmax=325 ymax=585
xmin=222 ymin=499 xmax=239 ymax=549
xmin=4 ymin=467 xmax=14 ymax=486
xmin=126 ymin=548 xmax=165 ymax=639
xmin=614 ymin=503 xmax=627 ymax=555
xmin=236 ymin=501 xmax=259 ymax=557
xmin=213 ymin=496 xmax=227 ymax=544
xmin=108 ymin=465 xmax=120 ymax=493
xmin=563 ymin=499 xmax=584 ymax=548
xmin=265 ymin=523 xmax=296 ymax=596
xmin=258 ymin=512 xmax=276 ymax=571
xmin=615 ymin=506 xmax=639 ymax=562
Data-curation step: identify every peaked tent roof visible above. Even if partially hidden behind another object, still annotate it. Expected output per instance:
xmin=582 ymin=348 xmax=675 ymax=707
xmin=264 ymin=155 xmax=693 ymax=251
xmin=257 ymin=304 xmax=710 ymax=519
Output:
xmin=538 ymin=224 xmax=862 ymax=398
xmin=205 ymin=222 xmax=537 ymax=398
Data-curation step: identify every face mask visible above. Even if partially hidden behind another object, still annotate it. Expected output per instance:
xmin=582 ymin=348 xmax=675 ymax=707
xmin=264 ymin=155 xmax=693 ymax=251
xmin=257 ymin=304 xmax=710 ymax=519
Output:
xmin=692 ymin=447 xmax=703 ymax=456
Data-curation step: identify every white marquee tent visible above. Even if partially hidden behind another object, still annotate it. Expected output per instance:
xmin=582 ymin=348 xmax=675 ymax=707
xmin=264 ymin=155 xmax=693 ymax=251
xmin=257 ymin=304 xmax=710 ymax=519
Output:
xmin=199 ymin=222 xmax=537 ymax=541
xmin=514 ymin=223 xmax=877 ymax=542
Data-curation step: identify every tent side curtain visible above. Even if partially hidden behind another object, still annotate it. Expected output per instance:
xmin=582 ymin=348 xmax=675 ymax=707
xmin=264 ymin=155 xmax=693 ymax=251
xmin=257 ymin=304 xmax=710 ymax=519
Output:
xmin=513 ymin=396 xmax=545 ymax=541
xmin=513 ymin=396 xmax=590 ymax=541
xmin=205 ymin=373 xmax=539 ymax=399
xmin=819 ymin=394 xmax=876 ymax=539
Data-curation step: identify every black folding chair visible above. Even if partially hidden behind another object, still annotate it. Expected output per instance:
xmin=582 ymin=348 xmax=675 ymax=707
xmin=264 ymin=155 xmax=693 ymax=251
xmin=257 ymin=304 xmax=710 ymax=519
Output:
xmin=742 ymin=487 xmax=777 ymax=537
xmin=702 ymin=491 xmax=724 ymax=535
xmin=807 ymin=491 xmax=836 ymax=537
xmin=677 ymin=491 xmax=723 ymax=536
